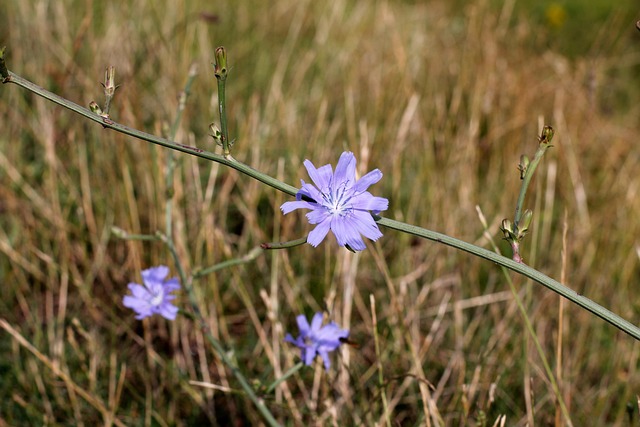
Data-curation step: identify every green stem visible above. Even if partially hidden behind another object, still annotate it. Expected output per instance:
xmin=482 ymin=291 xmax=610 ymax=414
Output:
xmin=260 ymin=237 xmax=308 ymax=250
xmin=153 ymin=66 xmax=280 ymax=426
xmin=165 ymin=66 xmax=198 ymax=241
xmin=158 ymin=234 xmax=281 ymax=427
xmin=479 ymin=218 xmax=572 ymax=426
xmin=3 ymin=69 xmax=640 ymax=341
xmin=214 ymin=47 xmax=230 ymax=156
xmin=2 ymin=71 xmax=298 ymax=196
xmin=102 ymin=66 xmax=117 ymax=116
xmin=193 ymin=246 xmax=263 ymax=278
xmin=265 ymin=362 xmax=304 ymax=394
xmin=505 ymin=264 xmax=572 ymax=426
xmin=110 ymin=226 xmax=157 ymax=241
xmin=371 ymin=296 xmax=392 ymax=427
xmin=217 ymin=76 xmax=230 ymax=156
xmin=514 ymin=131 xmax=552 ymax=227
xmin=376 ymin=217 xmax=640 ymax=340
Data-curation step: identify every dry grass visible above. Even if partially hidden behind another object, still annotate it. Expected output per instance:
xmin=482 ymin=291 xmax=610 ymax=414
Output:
xmin=1 ymin=0 xmax=640 ymax=425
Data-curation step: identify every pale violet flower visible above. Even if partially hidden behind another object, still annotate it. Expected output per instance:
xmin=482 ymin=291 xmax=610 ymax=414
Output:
xmin=281 ymin=151 xmax=388 ymax=251
xmin=285 ymin=312 xmax=349 ymax=370
xmin=123 ymin=266 xmax=180 ymax=320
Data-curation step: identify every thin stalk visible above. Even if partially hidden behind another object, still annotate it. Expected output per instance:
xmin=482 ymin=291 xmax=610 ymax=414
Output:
xmin=213 ymin=47 xmax=230 ymax=156
xmin=3 ymin=70 xmax=297 ymax=194
xmin=158 ymin=233 xmax=282 ymax=427
xmin=370 ymin=295 xmax=391 ymax=427
xmin=3 ymin=66 xmax=640 ymax=341
xmin=164 ymin=65 xmax=198 ymax=242
xmin=217 ymin=76 xmax=229 ymax=156
xmin=260 ymin=237 xmax=308 ymax=250
xmin=514 ymin=127 xmax=552 ymax=226
xmin=265 ymin=363 xmax=304 ymax=394
xmin=376 ymin=217 xmax=640 ymax=340
xmin=102 ymin=66 xmax=118 ymax=116
xmin=110 ymin=227 xmax=157 ymax=241
xmin=152 ymin=64 xmax=280 ymax=426
xmin=193 ymin=246 xmax=263 ymax=278
xmin=477 ymin=211 xmax=572 ymax=426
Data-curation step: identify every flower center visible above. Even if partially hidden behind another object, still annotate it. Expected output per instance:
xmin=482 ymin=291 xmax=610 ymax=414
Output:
xmin=149 ymin=286 xmax=165 ymax=306
xmin=324 ymin=181 xmax=352 ymax=215
xmin=304 ymin=335 xmax=314 ymax=347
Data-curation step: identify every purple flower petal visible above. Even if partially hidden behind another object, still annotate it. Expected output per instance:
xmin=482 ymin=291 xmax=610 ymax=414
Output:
xmin=296 ymin=314 xmax=311 ymax=335
xmin=281 ymin=151 xmax=388 ymax=251
xmin=285 ymin=312 xmax=349 ymax=371
xmin=333 ymin=152 xmax=356 ymax=187
xmin=348 ymin=210 xmax=384 ymax=241
xmin=281 ymin=200 xmax=315 ymax=215
xmin=353 ymin=169 xmax=383 ymax=193
xmin=123 ymin=265 xmax=181 ymax=321
xmin=306 ymin=208 xmax=331 ymax=225
xmin=304 ymin=161 xmax=333 ymax=190
xmin=307 ymin=218 xmax=332 ymax=247
xmin=142 ymin=265 xmax=170 ymax=283
xmin=310 ymin=312 xmax=324 ymax=331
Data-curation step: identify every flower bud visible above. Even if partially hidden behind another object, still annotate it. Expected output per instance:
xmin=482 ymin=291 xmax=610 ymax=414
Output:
xmin=539 ymin=125 xmax=554 ymax=145
xmin=89 ymin=101 xmax=103 ymax=116
xmin=214 ymin=46 xmax=227 ymax=80
xmin=111 ymin=226 xmax=129 ymax=238
xmin=102 ymin=66 xmax=117 ymax=98
xmin=500 ymin=219 xmax=516 ymax=241
xmin=517 ymin=209 xmax=533 ymax=239
xmin=209 ymin=123 xmax=223 ymax=146
xmin=0 ymin=46 xmax=8 ymax=81
xmin=518 ymin=155 xmax=529 ymax=179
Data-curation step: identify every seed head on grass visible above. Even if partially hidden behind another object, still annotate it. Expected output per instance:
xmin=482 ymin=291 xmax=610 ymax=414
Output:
xmin=281 ymin=151 xmax=388 ymax=251
xmin=123 ymin=266 xmax=180 ymax=320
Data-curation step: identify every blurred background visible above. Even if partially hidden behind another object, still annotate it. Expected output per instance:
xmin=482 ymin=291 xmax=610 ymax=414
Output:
xmin=1 ymin=0 xmax=639 ymax=425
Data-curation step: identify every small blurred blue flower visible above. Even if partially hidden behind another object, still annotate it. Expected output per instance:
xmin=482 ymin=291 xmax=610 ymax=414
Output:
xmin=123 ymin=266 xmax=180 ymax=320
xmin=281 ymin=151 xmax=388 ymax=251
xmin=285 ymin=312 xmax=349 ymax=370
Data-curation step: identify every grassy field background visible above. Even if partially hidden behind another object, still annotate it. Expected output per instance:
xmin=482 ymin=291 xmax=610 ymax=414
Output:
xmin=1 ymin=0 xmax=640 ymax=425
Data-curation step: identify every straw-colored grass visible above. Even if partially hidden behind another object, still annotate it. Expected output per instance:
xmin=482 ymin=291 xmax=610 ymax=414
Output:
xmin=1 ymin=0 xmax=639 ymax=425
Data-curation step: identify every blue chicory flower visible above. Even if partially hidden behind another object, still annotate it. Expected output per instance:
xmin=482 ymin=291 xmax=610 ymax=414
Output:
xmin=123 ymin=265 xmax=180 ymax=320
xmin=285 ymin=312 xmax=349 ymax=370
xmin=281 ymin=151 xmax=389 ymax=251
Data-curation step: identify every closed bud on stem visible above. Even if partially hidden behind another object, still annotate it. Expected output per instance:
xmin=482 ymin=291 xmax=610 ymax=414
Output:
xmin=0 ymin=46 xmax=8 ymax=81
xmin=209 ymin=123 xmax=223 ymax=146
xmin=539 ymin=125 xmax=554 ymax=146
xmin=100 ymin=66 xmax=118 ymax=115
xmin=518 ymin=155 xmax=529 ymax=179
xmin=111 ymin=226 xmax=129 ymax=238
xmin=89 ymin=101 xmax=103 ymax=116
xmin=102 ymin=66 xmax=117 ymax=97
xmin=214 ymin=46 xmax=227 ymax=80
xmin=500 ymin=219 xmax=517 ymax=241
xmin=518 ymin=209 xmax=533 ymax=239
